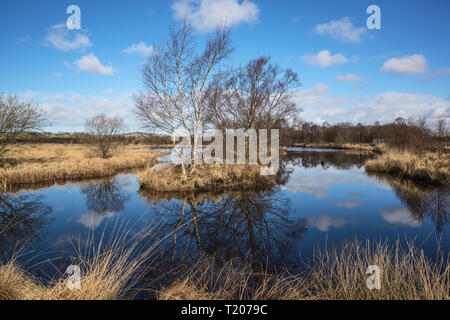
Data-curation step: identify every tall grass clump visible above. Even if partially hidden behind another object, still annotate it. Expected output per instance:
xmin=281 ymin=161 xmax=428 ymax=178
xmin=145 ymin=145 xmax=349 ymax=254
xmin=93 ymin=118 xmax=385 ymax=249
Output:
xmin=365 ymin=147 xmax=450 ymax=186
xmin=158 ymin=239 xmax=450 ymax=300
xmin=139 ymin=164 xmax=275 ymax=192
xmin=0 ymin=221 xmax=167 ymax=300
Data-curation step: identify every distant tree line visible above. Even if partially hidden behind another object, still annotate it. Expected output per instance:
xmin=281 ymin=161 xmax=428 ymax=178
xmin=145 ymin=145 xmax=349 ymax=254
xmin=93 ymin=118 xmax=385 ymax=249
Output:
xmin=280 ymin=117 xmax=448 ymax=156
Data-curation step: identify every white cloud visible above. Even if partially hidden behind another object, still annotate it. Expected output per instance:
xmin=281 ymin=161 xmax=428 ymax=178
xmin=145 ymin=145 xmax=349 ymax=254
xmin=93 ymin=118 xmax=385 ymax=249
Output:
xmin=74 ymin=53 xmax=114 ymax=75
xmin=45 ymin=24 xmax=92 ymax=51
xmin=380 ymin=208 xmax=422 ymax=227
xmin=309 ymin=214 xmax=347 ymax=232
xmin=172 ymin=0 xmax=259 ymax=32
xmin=336 ymin=73 xmax=363 ymax=83
xmin=415 ymin=67 xmax=450 ymax=82
xmin=122 ymin=42 xmax=155 ymax=57
xmin=293 ymin=83 xmax=450 ymax=125
xmin=334 ymin=200 xmax=363 ymax=209
xmin=381 ymin=54 xmax=429 ymax=75
xmin=315 ymin=17 xmax=367 ymax=43
xmin=19 ymin=91 xmax=136 ymax=131
xmin=302 ymin=50 xmax=359 ymax=68
xmin=78 ymin=212 xmax=113 ymax=229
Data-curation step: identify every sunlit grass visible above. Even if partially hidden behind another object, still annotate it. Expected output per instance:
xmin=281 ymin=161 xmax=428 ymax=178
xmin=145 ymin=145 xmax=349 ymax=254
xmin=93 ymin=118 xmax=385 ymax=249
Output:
xmin=365 ymin=146 xmax=450 ymax=185
xmin=158 ymin=239 xmax=449 ymax=300
xmin=0 ymin=144 xmax=161 ymax=190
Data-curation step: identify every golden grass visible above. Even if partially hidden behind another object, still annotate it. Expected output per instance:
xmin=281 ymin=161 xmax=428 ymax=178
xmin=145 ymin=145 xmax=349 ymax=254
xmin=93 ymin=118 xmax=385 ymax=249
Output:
xmin=158 ymin=240 xmax=450 ymax=300
xmin=293 ymin=143 xmax=374 ymax=151
xmin=139 ymin=164 xmax=275 ymax=192
xmin=0 ymin=144 xmax=161 ymax=191
xmin=1 ymin=238 xmax=448 ymax=300
xmin=365 ymin=147 xmax=450 ymax=186
xmin=0 ymin=222 xmax=165 ymax=300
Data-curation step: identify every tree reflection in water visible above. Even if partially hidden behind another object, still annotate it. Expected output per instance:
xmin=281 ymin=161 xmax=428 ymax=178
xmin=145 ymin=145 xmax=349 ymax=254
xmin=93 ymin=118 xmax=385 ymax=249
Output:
xmin=141 ymin=189 xmax=308 ymax=271
xmin=368 ymin=172 xmax=449 ymax=233
xmin=0 ymin=192 xmax=52 ymax=254
xmin=81 ymin=177 xmax=131 ymax=216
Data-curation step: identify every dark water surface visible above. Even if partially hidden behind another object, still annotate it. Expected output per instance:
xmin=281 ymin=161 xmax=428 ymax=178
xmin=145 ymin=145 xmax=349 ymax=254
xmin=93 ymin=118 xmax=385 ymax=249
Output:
xmin=1 ymin=149 xmax=448 ymax=284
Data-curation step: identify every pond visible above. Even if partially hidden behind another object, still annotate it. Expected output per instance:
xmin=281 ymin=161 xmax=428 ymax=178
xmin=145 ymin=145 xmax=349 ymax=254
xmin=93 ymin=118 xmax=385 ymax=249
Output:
xmin=1 ymin=149 xmax=448 ymax=289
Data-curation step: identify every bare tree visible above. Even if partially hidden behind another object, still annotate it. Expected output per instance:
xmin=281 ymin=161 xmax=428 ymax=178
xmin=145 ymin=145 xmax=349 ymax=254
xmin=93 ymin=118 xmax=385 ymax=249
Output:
xmin=207 ymin=56 xmax=301 ymax=131
xmin=0 ymin=94 xmax=47 ymax=160
xmin=85 ymin=113 xmax=125 ymax=158
xmin=436 ymin=119 xmax=448 ymax=159
xmin=134 ymin=20 xmax=233 ymax=175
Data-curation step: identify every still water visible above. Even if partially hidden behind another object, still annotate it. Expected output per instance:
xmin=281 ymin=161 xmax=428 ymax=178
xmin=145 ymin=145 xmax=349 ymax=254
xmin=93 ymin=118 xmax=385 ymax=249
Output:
xmin=1 ymin=149 xmax=448 ymax=281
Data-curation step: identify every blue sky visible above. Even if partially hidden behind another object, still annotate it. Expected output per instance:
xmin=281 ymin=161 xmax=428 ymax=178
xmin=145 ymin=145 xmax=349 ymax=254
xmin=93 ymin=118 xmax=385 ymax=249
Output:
xmin=1 ymin=0 xmax=449 ymax=132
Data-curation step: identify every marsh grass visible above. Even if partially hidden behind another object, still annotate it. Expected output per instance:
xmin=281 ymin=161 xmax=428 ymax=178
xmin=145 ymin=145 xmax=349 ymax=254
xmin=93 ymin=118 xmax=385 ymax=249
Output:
xmin=0 ymin=220 xmax=168 ymax=300
xmin=365 ymin=147 xmax=450 ymax=186
xmin=293 ymin=143 xmax=374 ymax=151
xmin=0 ymin=144 xmax=161 ymax=190
xmin=139 ymin=164 xmax=275 ymax=192
xmin=158 ymin=239 xmax=449 ymax=300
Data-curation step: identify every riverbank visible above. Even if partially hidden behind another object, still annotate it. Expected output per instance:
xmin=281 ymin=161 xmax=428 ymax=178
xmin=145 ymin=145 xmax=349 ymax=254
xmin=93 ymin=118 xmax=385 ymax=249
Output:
xmin=1 ymin=239 xmax=448 ymax=300
xmin=0 ymin=144 xmax=161 ymax=191
xmin=292 ymin=142 xmax=375 ymax=151
xmin=139 ymin=163 xmax=276 ymax=193
xmin=365 ymin=147 xmax=450 ymax=186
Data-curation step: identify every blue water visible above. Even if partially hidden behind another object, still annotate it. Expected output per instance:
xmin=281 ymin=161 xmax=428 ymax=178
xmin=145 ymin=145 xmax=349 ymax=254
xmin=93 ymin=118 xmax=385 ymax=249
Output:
xmin=1 ymin=150 xmax=448 ymax=277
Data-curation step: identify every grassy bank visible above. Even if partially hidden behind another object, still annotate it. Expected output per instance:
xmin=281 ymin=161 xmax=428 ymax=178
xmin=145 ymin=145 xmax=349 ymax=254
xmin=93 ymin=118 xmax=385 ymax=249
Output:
xmin=2 ymin=239 xmax=447 ymax=300
xmin=159 ymin=240 xmax=449 ymax=300
xmin=0 ymin=144 xmax=161 ymax=190
xmin=292 ymin=142 xmax=375 ymax=151
xmin=139 ymin=164 xmax=275 ymax=193
xmin=365 ymin=147 xmax=450 ymax=186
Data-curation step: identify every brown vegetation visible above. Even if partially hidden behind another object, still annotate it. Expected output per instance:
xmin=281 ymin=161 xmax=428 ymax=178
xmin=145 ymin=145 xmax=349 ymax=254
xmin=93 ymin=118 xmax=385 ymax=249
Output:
xmin=365 ymin=146 xmax=450 ymax=186
xmin=0 ymin=223 xmax=164 ymax=300
xmin=2 ymin=239 xmax=448 ymax=300
xmin=158 ymin=240 xmax=449 ymax=300
xmin=293 ymin=142 xmax=374 ymax=151
xmin=0 ymin=144 xmax=161 ymax=191
xmin=139 ymin=164 xmax=276 ymax=193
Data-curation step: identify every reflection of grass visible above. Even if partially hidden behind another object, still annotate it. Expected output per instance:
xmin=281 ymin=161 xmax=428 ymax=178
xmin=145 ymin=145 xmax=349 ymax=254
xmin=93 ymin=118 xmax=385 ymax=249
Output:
xmin=0 ymin=222 xmax=165 ymax=300
xmin=159 ymin=240 xmax=449 ymax=300
xmin=0 ymin=144 xmax=161 ymax=191
xmin=365 ymin=146 xmax=450 ymax=186
xmin=139 ymin=164 xmax=275 ymax=192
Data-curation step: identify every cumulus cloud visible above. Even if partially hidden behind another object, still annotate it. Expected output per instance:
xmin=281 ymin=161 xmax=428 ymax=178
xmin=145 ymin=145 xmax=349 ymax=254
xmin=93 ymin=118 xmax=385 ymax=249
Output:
xmin=381 ymin=54 xmax=429 ymax=75
xmin=309 ymin=214 xmax=347 ymax=232
xmin=293 ymin=83 xmax=450 ymax=125
xmin=19 ymin=91 xmax=136 ymax=131
xmin=172 ymin=0 xmax=259 ymax=32
xmin=302 ymin=50 xmax=359 ymax=68
xmin=74 ymin=53 xmax=114 ymax=75
xmin=122 ymin=42 xmax=155 ymax=57
xmin=78 ymin=212 xmax=113 ymax=229
xmin=45 ymin=24 xmax=92 ymax=51
xmin=380 ymin=208 xmax=422 ymax=227
xmin=315 ymin=17 xmax=367 ymax=43
xmin=336 ymin=73 xmax=363 ymax=83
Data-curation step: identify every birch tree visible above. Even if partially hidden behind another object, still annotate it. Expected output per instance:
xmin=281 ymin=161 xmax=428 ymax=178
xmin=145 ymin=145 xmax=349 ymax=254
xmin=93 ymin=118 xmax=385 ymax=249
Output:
xmin=134 ymin=20 xmax=233 ymax=175
xmin=206 ymin=56 xmax=300 ymax=131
